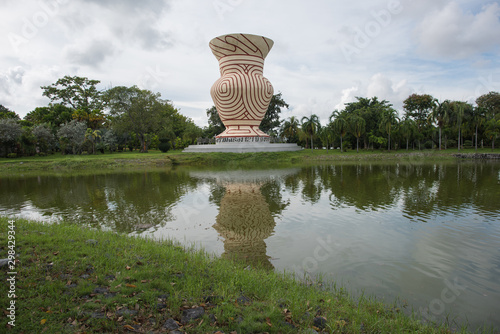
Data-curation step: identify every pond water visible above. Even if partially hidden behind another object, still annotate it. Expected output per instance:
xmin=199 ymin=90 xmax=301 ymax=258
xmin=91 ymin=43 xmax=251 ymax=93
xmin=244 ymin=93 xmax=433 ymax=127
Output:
xmin=1 ymin=161 xmax=499 ymax=330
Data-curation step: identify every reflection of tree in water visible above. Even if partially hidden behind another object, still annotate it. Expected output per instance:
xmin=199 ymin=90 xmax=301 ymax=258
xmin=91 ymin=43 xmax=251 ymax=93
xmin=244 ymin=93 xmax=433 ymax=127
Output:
xmin=0 ymin=170 xmax=200 ymax=232
xmin=288 ymin=162 xmax=500 ymax=217
xmin=403 ymin=162 xmax=500 ymax=217
xmin=214 ymin=183 xmax=276 ymax=270
xmin=282 ymin=166 xmax=322 ymax=203
xmin=310 ymin=164 xmax=398 ymax=210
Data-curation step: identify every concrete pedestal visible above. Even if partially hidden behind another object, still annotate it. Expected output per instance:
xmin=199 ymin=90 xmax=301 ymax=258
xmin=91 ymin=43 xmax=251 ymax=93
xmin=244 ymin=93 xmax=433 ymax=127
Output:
xmin=183 ymin=142 xmax=302 ymax=153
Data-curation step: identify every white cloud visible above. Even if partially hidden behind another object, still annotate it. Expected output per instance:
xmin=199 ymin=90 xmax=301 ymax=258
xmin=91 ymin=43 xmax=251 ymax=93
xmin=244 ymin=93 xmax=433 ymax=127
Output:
xmin=367 ymin=73 xmax=413 ymax=111
xmin=333 ymin=74 xmax=413 ymax=114
xmin=0 ymin=66 xmax=25 ymax=96
xmin=336 ymin=86 xmax=360 ymax=112
xmin=65 ymin=40 xmax=116 ymax=67
xmin=415 ymin=2 xmax=500 ymax=59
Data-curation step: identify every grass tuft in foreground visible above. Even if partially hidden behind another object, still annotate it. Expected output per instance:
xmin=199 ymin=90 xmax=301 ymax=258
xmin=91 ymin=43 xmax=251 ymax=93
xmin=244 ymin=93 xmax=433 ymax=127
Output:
xmin=0 ymin=217 xmax=493 ymax=333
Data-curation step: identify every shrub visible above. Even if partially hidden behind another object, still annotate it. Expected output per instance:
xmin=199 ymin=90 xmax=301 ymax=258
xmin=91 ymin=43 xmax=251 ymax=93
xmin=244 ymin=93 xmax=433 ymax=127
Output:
xmin=463 ymin=140 xmax=473 ymax=149
xmin=158 ymin=139 xmax=171 ymax=153
xmin=7 ymin=153 xmax=17 ymax=158
xmin=174 ymin=137 xmax=185 ymax=150
xmin=446 ymin=139 xmax=457 ymax=148
xmin=33 ymin=124 xmax=56 ymax=154
xmin=57 ymin=120 xmax=86 ymax=155
xmin=424 ymin=140 xmax=434 ymax=149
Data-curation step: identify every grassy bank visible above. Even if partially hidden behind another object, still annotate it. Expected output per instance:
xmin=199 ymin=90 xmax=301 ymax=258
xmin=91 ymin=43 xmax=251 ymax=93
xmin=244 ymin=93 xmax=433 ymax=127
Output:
xmin=0 ymin=218 xmax=489 ymax=333
xmin=1 ymin=148 xmax=498 ymax=173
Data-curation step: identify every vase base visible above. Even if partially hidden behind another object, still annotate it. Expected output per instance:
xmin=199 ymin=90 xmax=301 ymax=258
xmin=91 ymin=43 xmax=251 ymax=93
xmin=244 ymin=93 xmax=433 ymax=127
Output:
xmin=216 ymin=126 xmax=269 ymax=138
xmin=216 ymin=137 xmax=270 ymax=144
xmin=183 ymin=142 xmax=302 ymax=153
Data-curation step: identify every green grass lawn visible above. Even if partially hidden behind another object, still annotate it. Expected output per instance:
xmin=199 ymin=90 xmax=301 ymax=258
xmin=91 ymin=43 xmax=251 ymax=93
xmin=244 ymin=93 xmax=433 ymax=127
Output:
xmin=1 ymin=148 xmax=499 ymax=173
xmin=2 ymin=217 xmax=492 ymax=333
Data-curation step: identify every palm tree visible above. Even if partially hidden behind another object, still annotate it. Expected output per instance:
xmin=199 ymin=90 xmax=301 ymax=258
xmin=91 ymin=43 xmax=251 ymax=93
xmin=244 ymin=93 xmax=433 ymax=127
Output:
xmin=280 ymin=116 xmax=300 ymax=143
xmin=451 ymin=102 xmax=469 ymax=151
xmin=85 ymin=128 xmax=101 ymax=154
xmin=470 ymin=106 xmax=486 ymax=151
xmin=318 ymin=125 xmax=334 ymax=151
xmin=301 ymin=114 xmax=321 ymax=151
xmin=330 ymin=110 xmax=348 ymax=152
xmin=379 ymin=108 xmax=399 ymax=151
xmin=399 ymin=117 xmax=416 ymax=151
xmin=429 ymin=100 xmax=450 ymax=150
xmin=485 ymin=119 xmax=500 ymax=150
xmin=348 ymin=114 xmax=366 ymax=153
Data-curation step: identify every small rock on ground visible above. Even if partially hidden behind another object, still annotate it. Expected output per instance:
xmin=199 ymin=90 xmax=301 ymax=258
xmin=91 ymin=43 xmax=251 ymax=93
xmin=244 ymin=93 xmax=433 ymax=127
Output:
xmin=313 ymin=316 xmax=327 ymax=329
xmin=89 ymin=312 xmax=106 ymax=319
xmin=181 ymin=307 xmax=204 ymax=324
xmin=93 ymin=287 xmax=108 ymax=294
xmin=162 ymin=318 xmax=179 ymax=330
xmin=116 ymin=309 xmax=138 ymax=316
xmin=303 ymin=329 xmax=319 ymax=334
xmin=236 ymin=295 xmax=252 ymax=304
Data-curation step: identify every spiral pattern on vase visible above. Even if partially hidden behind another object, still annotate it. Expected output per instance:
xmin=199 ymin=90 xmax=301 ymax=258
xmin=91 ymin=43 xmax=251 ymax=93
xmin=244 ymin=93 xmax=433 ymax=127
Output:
xmin=211 ymin=56 xmax=273 ymax=126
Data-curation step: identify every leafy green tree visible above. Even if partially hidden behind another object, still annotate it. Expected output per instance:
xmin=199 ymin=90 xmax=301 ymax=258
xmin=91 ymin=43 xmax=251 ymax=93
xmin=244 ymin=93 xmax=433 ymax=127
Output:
xmin=260 ymin=92 xmax=289 ymax=134
xmin=348 ymin=114 xmax=366 ymax=153
xmin=32 ymin=124 xmax=56 ymax=154
xmin=0 ymin=118 xmax=22 ymax=157
xmin=102 ymin=129 xmax=118 ymax=153
xmin=205 ymin=106 xmax=224 ymax=137
xmin=301 ymin=114 xmax=321 ymax=151
xmin=0 ymin=105 xmax=20 ymax=120
xmin=57 ymin=120 xmax=87 ymax=155
xmin=104 ymin=86 xmax=165 ymax=153
xmin=476 ymin=91 xmax=500 ymax=120
xmin=379 ymin=108 xmax=399 ymax=151
xmin=182 ymin=120 xmax=203 ymax=145
xmin=485 ymin=119 xmax=500 ymax=150
xmin=403 ymin=94 xmax=436 ymax=150
xmin=25 ymin=104 xmax=74 ymax=130
xmin=343 ymin=97 xmax=393 ymax=149
xmin=20 ymin=127 xmax=36 ymax=156
xmin=330 ymin=110 xmax=348 ymax=152
xmin=72 ymin=108 xmax=107 ymax=130
xmin=41 ymin=75 xmax=105 ymax=129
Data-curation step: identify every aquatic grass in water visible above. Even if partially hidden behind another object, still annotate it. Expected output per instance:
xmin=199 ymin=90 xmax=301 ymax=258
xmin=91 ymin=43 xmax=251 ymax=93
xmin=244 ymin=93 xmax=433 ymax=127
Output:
xmin=1 ymin=217 xmax=489 ymax=333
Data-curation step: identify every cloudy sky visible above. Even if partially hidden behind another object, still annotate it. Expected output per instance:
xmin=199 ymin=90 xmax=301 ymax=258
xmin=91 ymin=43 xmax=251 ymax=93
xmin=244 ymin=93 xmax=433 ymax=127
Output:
xmin=1 ymin=0 xmax=500 ymax=126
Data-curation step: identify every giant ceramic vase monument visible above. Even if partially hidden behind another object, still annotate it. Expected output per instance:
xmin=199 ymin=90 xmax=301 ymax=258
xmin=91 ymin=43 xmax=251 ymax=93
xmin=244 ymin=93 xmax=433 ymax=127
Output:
xmin=210 ymin=33 xmax=274 ymax=142
xmin=183 ymin=33 xmax=301 ymax=153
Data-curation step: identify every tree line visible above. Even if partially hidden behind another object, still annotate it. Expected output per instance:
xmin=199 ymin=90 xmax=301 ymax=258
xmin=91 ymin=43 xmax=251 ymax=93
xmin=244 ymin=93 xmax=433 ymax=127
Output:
xmin=1 ymin=74 xmax=499 ymax=158
xmin=0 ymin=76 xmax=204 ymax=157
xmin=279 ymin=93 xmax=500 ymax=152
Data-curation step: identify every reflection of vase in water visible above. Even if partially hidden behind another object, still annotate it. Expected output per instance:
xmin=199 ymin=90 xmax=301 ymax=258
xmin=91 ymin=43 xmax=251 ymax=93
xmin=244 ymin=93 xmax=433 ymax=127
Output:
xmin=209 ymin=33 xmax=274 ymax=138
xmin=213 ymin=183 xmax=275 ymax=269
